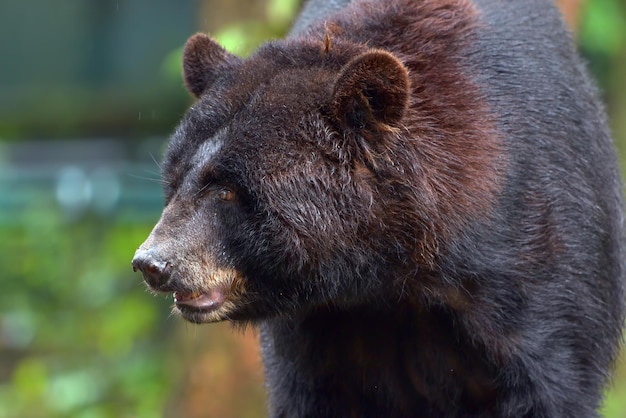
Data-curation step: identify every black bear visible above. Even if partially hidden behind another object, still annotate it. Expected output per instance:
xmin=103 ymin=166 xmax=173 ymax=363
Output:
xmin=132 ymin=0 xmax=625 ymax=416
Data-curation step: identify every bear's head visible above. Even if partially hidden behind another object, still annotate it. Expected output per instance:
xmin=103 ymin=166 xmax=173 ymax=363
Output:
xmin=131 ymin=33 xmax=442 ymax=324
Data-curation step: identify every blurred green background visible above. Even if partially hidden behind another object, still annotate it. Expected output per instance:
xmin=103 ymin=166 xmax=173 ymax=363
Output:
xmin=0 ymin=0 xmax=624 ymax=417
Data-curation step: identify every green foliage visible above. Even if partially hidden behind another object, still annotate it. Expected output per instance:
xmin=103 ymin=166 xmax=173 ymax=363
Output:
xmin=580 ymin=0 xmax=626 ymax=55
xmin=161 ymin=0 xmax=300 ymax=83
xmin=0 ymin=201 xmax=175 ymax=418
xmin=214 ymin=0 xmax=300 ymax=56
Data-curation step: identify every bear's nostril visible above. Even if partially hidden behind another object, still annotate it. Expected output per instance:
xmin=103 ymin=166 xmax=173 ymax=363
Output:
xmin=143 ymin=261 xmax=162 ymax=276
xmin=132 ymin=250 xmax=172 ymax=289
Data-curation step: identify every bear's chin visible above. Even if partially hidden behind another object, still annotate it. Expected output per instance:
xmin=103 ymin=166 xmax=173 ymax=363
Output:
xmin=173 ymin=303 xmax=234 ymax=323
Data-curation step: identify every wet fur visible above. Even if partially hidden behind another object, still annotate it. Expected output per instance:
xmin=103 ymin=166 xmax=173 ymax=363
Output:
xmin=141 ymin=0 xmax=625 ymax=416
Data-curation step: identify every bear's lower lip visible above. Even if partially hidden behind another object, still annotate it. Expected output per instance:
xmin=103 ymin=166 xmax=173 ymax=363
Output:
xmin=173 ymin=289 xmax=225 ymax=311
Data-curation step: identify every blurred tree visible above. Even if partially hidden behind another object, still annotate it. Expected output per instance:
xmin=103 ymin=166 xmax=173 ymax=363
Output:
xmin=164 ymin=325 xmax=265 ymax=418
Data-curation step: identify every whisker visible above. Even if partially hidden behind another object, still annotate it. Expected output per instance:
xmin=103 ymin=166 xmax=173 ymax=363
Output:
xmin=128 ymin=173 xmax=171 ymax=185
xmin=194 ymin=182 xmax=211 ymax=198
xmin=149 ymin=152 xmax=163 ymax=170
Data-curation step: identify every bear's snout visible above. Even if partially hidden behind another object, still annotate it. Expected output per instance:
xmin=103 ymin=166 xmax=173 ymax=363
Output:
xmin=132 ymin=248 xmax=172 ymax=289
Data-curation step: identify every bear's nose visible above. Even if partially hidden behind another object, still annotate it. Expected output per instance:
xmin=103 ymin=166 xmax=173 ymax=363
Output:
xmin=132 ymin=249 xmax=172 ymax=289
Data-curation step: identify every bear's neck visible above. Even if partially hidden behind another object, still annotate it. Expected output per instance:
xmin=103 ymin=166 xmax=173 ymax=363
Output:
xmin=260 ymin=302 xmax=498 ymax=416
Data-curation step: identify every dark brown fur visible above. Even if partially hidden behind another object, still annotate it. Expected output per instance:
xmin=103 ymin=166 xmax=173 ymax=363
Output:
xmin=302 ymin=0 xmax=505 ymax=266
xmin=133 ymin=0 xmax=624 ymax=416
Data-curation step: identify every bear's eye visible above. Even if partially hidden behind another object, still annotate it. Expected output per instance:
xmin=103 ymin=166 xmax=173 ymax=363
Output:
xmin=217 ymin=188 xmax=235 ymax=202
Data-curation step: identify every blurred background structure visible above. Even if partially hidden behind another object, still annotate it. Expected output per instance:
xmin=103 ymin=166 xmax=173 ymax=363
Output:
xmin=0 ymin=0 xmax=624 ymax=417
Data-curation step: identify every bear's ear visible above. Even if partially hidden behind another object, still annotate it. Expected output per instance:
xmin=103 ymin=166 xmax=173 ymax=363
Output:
xmin=330 ymin=50 xmax=410 ymax=131
xmin=182 ymin=33 xmax=241 ymax=98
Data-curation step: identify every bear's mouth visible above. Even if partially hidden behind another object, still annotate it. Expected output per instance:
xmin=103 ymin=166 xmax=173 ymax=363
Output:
xmin=173 ymin=288 xmax=225 ymax=312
